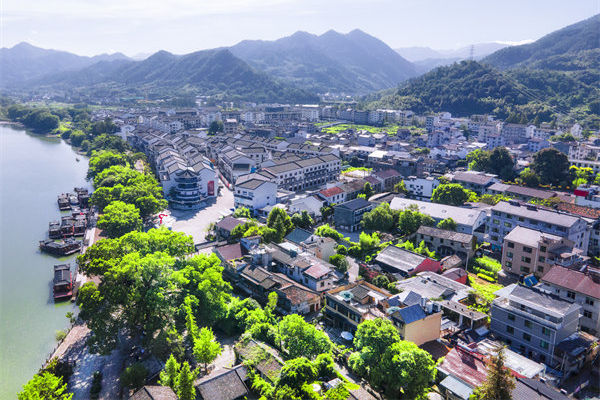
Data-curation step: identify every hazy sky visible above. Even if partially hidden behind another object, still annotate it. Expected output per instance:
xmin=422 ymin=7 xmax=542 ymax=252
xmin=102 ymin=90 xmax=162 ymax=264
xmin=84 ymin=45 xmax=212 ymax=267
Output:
xmin=2 ymin=0 xmax=598 ymax=56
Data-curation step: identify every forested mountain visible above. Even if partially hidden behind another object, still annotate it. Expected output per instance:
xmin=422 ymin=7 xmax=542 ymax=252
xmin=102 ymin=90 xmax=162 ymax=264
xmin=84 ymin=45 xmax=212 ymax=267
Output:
xmin=0 ymin=42 xmax=129 ymax=85
xmin=365 ymin=15 xmax=600 ymax=123
xmin=230 ymin=29 xmax=417 ymax=94
xmin=484 ymin=14 xmax=600 ymax=69
xmin=363 ymin=60 xmax=599 ymax=121
xmin=9 ymin=48 xmax=319 ymax=104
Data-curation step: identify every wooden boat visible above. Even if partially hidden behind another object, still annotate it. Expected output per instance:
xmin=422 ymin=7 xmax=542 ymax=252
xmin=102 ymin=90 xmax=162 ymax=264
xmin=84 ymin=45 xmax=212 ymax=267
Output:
xmin=39 ymin=238 xmax=81 ymax=256
xmin=57 ymin=194 xmax=71 ymax=211
xmin=53 ymin=264 xmax=73 ymax=301
xmin=48 ymin=221 xmax=62 ymax=239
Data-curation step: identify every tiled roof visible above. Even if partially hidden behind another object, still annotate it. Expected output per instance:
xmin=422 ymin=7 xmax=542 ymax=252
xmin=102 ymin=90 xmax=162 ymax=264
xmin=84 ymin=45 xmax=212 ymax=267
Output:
xmin=512 ymin=378 xmax=570 ymax=400
xmin=319 ymin=186 xmax=344 ymax=197
xmin=215 ymin=243 xmax=244 ymax=261
xmin=416 ymin=226 xmax=473 ymax=244
xmin=195 ymin=366 xmax=249 ymax=400
xmin=375 ymin=245 xmax=426 ymax=273
xmin=556 ymin=202 xmax=600 ymax=219
xmin=492 ymin=201 xmax=581 ymax=228
xmin=450 ymin=170 xmax=497 ymax=186
xmin=391 ymin=303 xmax=426 ymax=324
xmin=129 ymin=386 xmax=177 ymax=400
xmin=335 ymin=198 xmax=372 ymax=211
xmin=541 ymin=265 xmax=600 ymax=299
xmin=303 ymin=263 xmax=331 ymax=279
xmin=215 ymin=216 xmax=244 ymax=232
xmin=373 ymin=168 xmax=401 ymax=179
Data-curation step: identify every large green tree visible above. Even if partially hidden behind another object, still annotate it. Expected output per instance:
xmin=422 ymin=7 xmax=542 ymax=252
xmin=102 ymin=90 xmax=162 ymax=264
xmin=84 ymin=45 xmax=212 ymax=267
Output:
xmin=432 ymin=183 xmax=477 ymax=206
xmin=437 ymin=217 xmax=457 ymax=231
xmin=361 ymin=202 xmax=396 ymax=232
xmin=193 ymin=327 xmax=222 ymax=370
xmin=97 ymin=200 xmax=143 ymax=238
xmin=18 ymin=373 xmax=73 ymax=400
xmin=472 ymin=348 xmax=515 ymax=400
xmin=266 ymin=207 xmax=294 ymax=242
xmin=531 ymin=148 xmax=571 ymax=186
xmin=278 ymin=314 xmax=333 ymax=359
xmin=397 ymin=205 xmax=435 ymax=236
xmin=87 ymin=150 xmax=128 ymax=178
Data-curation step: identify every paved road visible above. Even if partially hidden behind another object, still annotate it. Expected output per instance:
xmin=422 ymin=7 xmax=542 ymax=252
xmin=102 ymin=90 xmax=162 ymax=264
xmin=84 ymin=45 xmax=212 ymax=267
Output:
xmin=171 ymin=185 xmax=234 ymax=243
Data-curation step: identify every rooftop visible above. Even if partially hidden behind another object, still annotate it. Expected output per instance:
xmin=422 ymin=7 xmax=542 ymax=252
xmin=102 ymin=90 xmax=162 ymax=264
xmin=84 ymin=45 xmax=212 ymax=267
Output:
xmin=540 ymin=265 xmax=600 ymax=300
xmin=492 ymin=201 xmax=581 ymax=228
xmin=504 ymin=226 xmax=564 ymax=248
xmin=335 ymin=197 xmax=372 ymax=212
xmin=390 ymin=198 xmax=485 ymax=227
xmin=494 ymin=284 xmax=581 ymax=318
xmin=416 ymin=225 xmax=473 ymax=244
xmin=375 ymin=245 xmax=426 ymax=274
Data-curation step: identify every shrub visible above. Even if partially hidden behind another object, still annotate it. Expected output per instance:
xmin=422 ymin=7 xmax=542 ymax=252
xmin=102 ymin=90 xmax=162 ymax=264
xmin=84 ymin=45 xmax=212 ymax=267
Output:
xmin=55 ymin=330 xmax=67 ymax=342
xmin=477 ymin=273 xmax=496 ymax=282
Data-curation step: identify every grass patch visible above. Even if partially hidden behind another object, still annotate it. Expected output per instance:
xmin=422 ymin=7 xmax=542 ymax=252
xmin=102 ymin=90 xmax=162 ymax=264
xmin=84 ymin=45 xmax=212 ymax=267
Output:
xmin=321 ymin=124 xmax=400 ymax=135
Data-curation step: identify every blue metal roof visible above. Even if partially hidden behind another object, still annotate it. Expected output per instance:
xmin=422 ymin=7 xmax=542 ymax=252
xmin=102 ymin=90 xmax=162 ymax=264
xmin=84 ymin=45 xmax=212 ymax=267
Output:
xmin=393 ymin=303 xmax=426 ymax=324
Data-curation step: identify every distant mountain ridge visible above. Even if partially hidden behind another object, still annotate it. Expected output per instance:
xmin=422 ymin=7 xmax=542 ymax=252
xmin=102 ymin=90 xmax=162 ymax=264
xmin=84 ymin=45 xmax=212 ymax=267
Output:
xmin=0 ymin=42 xmax=130 ymax=84
xmin=230 ymin=29 xmax=418 ymax=94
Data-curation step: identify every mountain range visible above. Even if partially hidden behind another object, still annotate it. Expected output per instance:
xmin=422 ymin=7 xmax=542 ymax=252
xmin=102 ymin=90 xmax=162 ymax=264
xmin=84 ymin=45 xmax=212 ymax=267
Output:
xmin=365 ymin=14 xmax=600 ymax=120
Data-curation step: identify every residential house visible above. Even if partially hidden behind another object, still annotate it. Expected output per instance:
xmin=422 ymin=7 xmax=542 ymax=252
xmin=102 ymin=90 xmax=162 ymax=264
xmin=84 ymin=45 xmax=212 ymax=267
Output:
xmin=372 ymin=168 xmax=402 ymax=191
xmin=436 ymin=346 xmax=488 ymax=400
xmin=413 ymin=226 xmax=476 ymax=264
xmin=390 ymin=198 xmax=488 ymax=239
xmin=234 ymin=174 xmax=278 ymax=213
xmin=538 ymin=265 xmax=600 ymax=335
xmin=129 ymin=386 xmax=177 ymax=400
xmin=333 ymin=198 xmax=374 ymax=232
xmin=444 ymin=170 xmax=499 ymax=195
xmin=501 ymin=226 xmax=586 ymax=278
xmin=323 ymin=282 xmax=390 ymax=333
xmin=375 ymin=245 xmax=442 ymax=278
xmin=318 ymin=186 xmax=346 ymax=205
xmin=234 ymin=340 xmax=283 ymax=385
xmin=215 ymin=217 xmax=244 ymax=239
xmin=387 ymin=302 xmax=442 ymax=346
xmin=195 ymin=365 xmax=249 ymax=400
xmin=403 ymin=176 xmax=440 ymax=200
xmin=486 ymin=183 xmax=558 ymax=203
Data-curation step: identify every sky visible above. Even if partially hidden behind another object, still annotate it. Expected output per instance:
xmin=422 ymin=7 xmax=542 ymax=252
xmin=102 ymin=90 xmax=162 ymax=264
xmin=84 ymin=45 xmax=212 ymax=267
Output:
xmin=2 ymin=0 xmax=598 ymax=57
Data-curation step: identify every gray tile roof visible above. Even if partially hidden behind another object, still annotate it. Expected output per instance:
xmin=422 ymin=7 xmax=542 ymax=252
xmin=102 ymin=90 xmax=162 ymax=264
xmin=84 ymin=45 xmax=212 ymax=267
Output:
xmin=416 ymin=226 xmax=473 ymax=244
xmin=492 ymin=201 xmax=581 ymax=228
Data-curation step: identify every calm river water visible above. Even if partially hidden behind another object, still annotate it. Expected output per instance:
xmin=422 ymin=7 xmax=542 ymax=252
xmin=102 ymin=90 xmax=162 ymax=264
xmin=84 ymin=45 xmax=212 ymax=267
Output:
xmin=0 ymin=124 xmax=91 ymax=398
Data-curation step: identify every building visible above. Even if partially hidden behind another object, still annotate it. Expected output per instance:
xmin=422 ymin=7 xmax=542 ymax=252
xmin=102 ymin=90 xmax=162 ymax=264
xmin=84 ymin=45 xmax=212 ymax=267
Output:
xmin=333 ymin=198 xmax=374 ymax=232
xmin=501 ymin=226 xmax=585 ymax=278
xmin=413 ymin=226 xmax=476 ymax=263
xmin=195 ymin=365 xmax=249 ymax=400
xmin=130 ymin=386 xmax=177 ymax=400
xmin=372 ymin=169 xmax=402 ymax=191
xmin=215 ymin=217 xmax=245 ymax=239
xmin=387 ymin=303 xmax=442 ymax=346
xmin=444 ymin=170 xmax=499 ymax=195
xmin=323 ymin=282 xmax=390 ymax=332
xmin=390 ymin=198 xmax=488 ymax=238
xmin=403 ymin=176 xmax=440 ymax=200
xmin=234 ymin=174 xmax=278 ymax=213
xmin=538 ymin=265 xmax=600 ymax=335
xmin=263 ymin=155 xmax=341 ymax=191
xmin=486 ymin=183 xmax=558 ymax=203
xmin=375 ymin=245 xmax=442 ymax=277
xmin=318 ymin=186 xmax=346 ymax=205
xmin=490 ymin=284 xmax=581 ymax=365
xmin=489 ymin=201 xmax=590 ymax=253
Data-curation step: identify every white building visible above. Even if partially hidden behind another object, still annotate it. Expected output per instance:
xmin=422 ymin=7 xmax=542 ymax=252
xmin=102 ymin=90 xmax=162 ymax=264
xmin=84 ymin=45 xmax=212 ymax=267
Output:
xmin=234 ymin=174 xmax=278 ymax=213
xmin=403 ymin=176 xmax=440 ymax=200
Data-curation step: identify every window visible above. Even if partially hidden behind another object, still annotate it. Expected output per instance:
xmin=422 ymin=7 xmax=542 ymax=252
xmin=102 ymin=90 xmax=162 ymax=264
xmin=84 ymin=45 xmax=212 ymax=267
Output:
xmin=540 ymin=340 xmax=549 ymax=350
xmin=508 ymin=313 xmax=515 ymax=321
xmin=506 ymin=261 xmax=512 ymax=268
xmin=507 ymin=252 xmax=513 ymax=259
xmin=583 ymin=310 xmax=593 ymax=319
xmin=538 ymin=256 xmax=545 ymax=263
xmin=540 ymin=246 xmax=547 ymax=252
xmin=518 ymin=217 xmax=525 ymax=222
xmin=542 ymin=327 xmax=551 ymax=336
xmin=523 ymin=333 xmax=531 ymax=342
xmin=567 ymin=291 xmax=576 ymax=300
xmin=504 ymin=222 xmax=512 ymax=228
xmin=520 ymin=266 xmax=530 ymax=273
xmin=521 ymin=256 xmax=531 ymax=263
xmin=506 ymin=326 xmax=514 ymax=334
xmin=493 ymin=219 xmax=500 ymax=225
xmin=537 ymin=266 xmax=544 ymax=274
xmin=524 ymin=320 xmax=532 ymax=329
xmin=523 ymin=246 xmax=533 ymax=253
xmin=507 ymin=242 xmax=515 ymax=248
xmin=585 ymin=297 xmax=595 ymax=306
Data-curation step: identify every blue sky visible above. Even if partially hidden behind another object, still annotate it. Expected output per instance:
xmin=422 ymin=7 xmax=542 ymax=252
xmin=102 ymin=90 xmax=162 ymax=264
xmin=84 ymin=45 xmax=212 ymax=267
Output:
xmin=3 ymin=0 xmax=598 ymax=56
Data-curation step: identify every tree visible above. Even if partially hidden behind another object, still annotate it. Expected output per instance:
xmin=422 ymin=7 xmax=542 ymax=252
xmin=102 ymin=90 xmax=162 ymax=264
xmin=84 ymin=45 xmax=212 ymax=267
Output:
xmin=70 ymin=130 xmax=87 ymax=146
xmin=266 ymin=207 xmax=294 ymax=242
xmin=233 ymin=207 xmax=251 ymax=218
xmin=472 ymin=348 xmax=515 ymax=400
xmin=361 ymin=202 xmax=396 ymax=232
xmin=97 ymin=201 xmax=143 ymax=238
xmin=363 ymin=182 xmax=374 ymax=199
xmin=467 ymin=149 xmax=491 ymax=172
xmin=351 ymin=318 xmax=400 ymax=371
xmin=278 ymin=357 xmax=318 ymax=390
xmin=372 ymin=275 xmax=391 ymax=289
xmin=208 ymin=120 xmax=224 ymax=135
xmin=120 ymin=363 xmax=148 ymax=392
xmin=158 ymin=354 xmax=180 ymax=389
xmin=87 ymin=151 xmax=128 ymax=178
xmin=531 ymin=148 xmax=571 ymax=186
xmin=320 ymin=206 xmax=334 ymax=220
xmin=489 ymin=147 xmax=515 ymax=180
xmin=314 ymin=224 xmax=344 ymax=241
xmin=397 ymin=205 xmax=435 ymax=236
xmin=193 ymin=327 xmax=222 ymax=370
xmin=278 ymin=314 xmax=333 ymax=359
xmin=18 ymin=373 xmax=73 ymax=400
xmin=176 ymin=362 xmax=198 ymax=400
xmin=393 ymin=180 xmax=407 ymax=194
xmin=329 ymin=254 xmax=349 ymax=273
xmin=432 ymin=184 xmax=476 ymax=206
xmin=437 ymin=217 xmax=457 ymax=231
xmin=517 ymin=167 xmax=541 ymax=187
xmin=291 ymin=210 xmax=314 ymax=229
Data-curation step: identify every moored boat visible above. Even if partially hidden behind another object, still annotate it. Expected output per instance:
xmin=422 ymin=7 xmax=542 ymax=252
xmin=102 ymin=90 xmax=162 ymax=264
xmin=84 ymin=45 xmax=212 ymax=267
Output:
xmin=48 ymin=221 xmax=62 ymax=239
xmin=57 ymin=194 xmax=71 ymax=211
xmin=39 ymin=238 xmax=82 ymax=256
xmin=53 ymin=264 xmax=73 ymax=301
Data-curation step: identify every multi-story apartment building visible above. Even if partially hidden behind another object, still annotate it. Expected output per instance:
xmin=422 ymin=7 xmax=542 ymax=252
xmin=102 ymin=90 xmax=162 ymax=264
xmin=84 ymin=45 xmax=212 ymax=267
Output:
xmin=490 ymin=284 xmax=581 ymax=365
xmin=538 ymin=265 xmax=600 ymax=335
xmin=218 ymin=148 xmax=257 ymax=184
xmin=263 ymin=155 xmax=341 ymax=192
xmin=500 ymin=123 xmax=528 ymax=144
xmin=570 ymin=158 xmax=600 ymax=174
xmin=501 ymin=226 xmax=585 ymax=278
xmin=488 ymin=201 xmax=589 ymax=253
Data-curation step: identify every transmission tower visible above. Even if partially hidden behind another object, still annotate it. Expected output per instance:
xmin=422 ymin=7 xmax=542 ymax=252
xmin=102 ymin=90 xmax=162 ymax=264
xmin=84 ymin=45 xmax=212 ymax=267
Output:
xmin=469 ymin=45 xmax=474 ymax=60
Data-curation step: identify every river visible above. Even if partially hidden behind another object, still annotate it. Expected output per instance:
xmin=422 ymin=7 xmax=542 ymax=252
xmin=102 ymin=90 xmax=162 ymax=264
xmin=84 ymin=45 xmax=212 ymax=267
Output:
xmin=0 ymin=124 xmax=91 ymax=399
